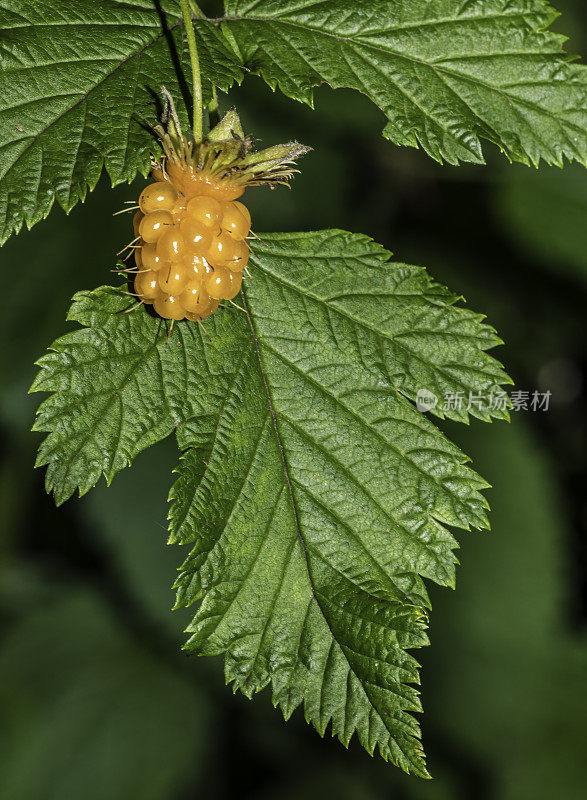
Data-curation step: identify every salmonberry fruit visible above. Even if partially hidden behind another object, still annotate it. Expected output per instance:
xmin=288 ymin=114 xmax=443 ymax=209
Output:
xmin=139 ymin=210 xmax=173 ymax=243
xmin=158 ymin=263 xmax=190 ymax=295
xmin=139 ymin=182 xmax=177 ymax=214
xmin=205 ymin=267 xmax=232 ymax=300
xmin=156 ymin=229 xmax=186 ymax=262
xmin=134 ymin=270 xmax=159 ymax=302
xmin=141 ymin=242 xmax=165 ymax=271
xmin=153 ymin=292 xmax=185 ymax=321
xmin=206 ymin=230 xmax=236 ymax=268
xmin=133 ymin=210 xmax=143 ymax=236
xmin=180 ymin=281 xmax=211 ymax=314
xmin=181 ymin=218 xmax=214 ymax=254
xmin=133 ymin=185 xmax=247 ymax=322
xmin=232 ymin=240 xmax=250 ymax=272
xmin=184 ymin=252 xmax=213 ymax=282
xmin=125 ymin=93 xmax=310 ymax=322
xmin=186 ymin=297 xmax=219 ymax=322
xmin=221 ymin=202 xmax=250 ymax=240
xmin=186 ymin=195 xmax=223 ymax=227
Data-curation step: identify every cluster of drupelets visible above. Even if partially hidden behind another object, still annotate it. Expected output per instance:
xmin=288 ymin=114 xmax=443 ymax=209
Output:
xmin=129 ymin=176 xmax=251 ymax=321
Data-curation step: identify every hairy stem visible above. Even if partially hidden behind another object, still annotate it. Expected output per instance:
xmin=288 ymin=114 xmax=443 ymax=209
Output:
xmin=179 ymin=0 xmax=203 ymax=142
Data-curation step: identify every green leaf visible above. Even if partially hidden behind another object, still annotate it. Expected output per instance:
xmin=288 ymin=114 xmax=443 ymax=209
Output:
xmin=2 ymin=1 xmax=583 ymax=247
xmin=31 ymin=230 xmax=510 ymax=774
xmin=29 ymin=285 xmax=246 ymax=506
xmin=222 ymin=0 xmax=587 ymax=166
xmin=0 ymin=0 xmax=243 ymax=244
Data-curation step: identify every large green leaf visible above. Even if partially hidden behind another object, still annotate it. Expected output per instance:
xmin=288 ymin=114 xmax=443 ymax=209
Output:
xmin=222 ymin=0 xmax=587 ymax=166
xmin=2 ymin=0 xmax=585 ymax=247
xmin=31 ymin=230 xmax=510 ymax=774
xmin=0 ymin=0 xmax=242 ymax=244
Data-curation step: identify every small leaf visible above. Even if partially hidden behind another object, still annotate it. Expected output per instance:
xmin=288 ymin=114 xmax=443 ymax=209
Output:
xmin=0 ymin=0 xmax=243 ymax=244
xmin=31 ymin=230 xmax=511 ymax=773
xmin=222 ymin=0 xmax=587 ymax=166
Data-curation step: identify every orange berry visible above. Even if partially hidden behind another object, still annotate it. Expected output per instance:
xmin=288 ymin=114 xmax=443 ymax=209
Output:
xmin=221 ymin=202 xmax=250 ymax=239
xmin=231 ymin=240 xmax=249 ymax=272
xmin=158 ymin=262 xmax=189 ymax=295
xmin=186 ymin=195 xmax=223 ymax=227
xmin=134 ymin=247 xmax=143 ymax=269
xmin=233 ymin=201 xmax=251 ymax=230
xmin=200 ymin=297 xmax=220 ymax=320
xmin=186 ymin=297 xmax=219 ymax=322
xmin=156 ymin=228 xmax=186 ymax=262
xmin=171 ymin=201 xmax=187 ymax=225
xmin=180 ymin=280 xmax=210 ymax=314
xmin=183 ymin=251 xmax=213 ymax=282
xmin=133 ymin=210 xmax=143 ymax=236
xmin=183 ymin=173 xmax=244 ymax=201
xmin=141 ymin=243 xmax=165 ymax=271
xmin=208 ymin=182 xmax=245 ymax=202
xmin=139 ymin=182 xmax=177 ymax=213
xmin=139 ymin=211 xmax=173 ymax=243
xmin=153 ymin=293 xmax=185 ymax=321
xmin=205 ymin=267 xmax=233 ymax=300
xmin=206 ymin=230 xmax=236 ymax=268
xmin=225 ymin=270 xmax=243 ymax=300
xmin=135 ymin=270 xmax=159 ymax=301
xmin=181 ymin=218 xmax=214 ymax=253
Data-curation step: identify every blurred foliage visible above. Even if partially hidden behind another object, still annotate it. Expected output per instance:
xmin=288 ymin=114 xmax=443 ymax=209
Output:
xmin=493 ymin=164 xmax=587 ymax=286
xmin=1 ymin=0 xmax=586 ymax=795
xmin=0 ymin=582 xmax=209 ymax=800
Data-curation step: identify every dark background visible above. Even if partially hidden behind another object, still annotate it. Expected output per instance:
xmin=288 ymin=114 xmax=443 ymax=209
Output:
xmin=1 ymin=2 xmax=586 ymax=798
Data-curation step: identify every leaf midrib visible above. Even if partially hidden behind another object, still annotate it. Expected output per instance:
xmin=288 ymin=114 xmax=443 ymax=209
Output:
xmin=220 ymin=8 xmax=546 ymax=34
xmin=242 ymin=289 xmax=426 ymax=773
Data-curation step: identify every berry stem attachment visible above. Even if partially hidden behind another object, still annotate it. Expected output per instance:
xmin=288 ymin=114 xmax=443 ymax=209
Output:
xmin=179 ymin=0 xmax=203 ymax=143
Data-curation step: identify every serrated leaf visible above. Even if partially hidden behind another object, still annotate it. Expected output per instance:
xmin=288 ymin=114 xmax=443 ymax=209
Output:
xmin=30 ymin=285 xmax=246 ymax=506
xmin=31 ymin=230 xmax=510 ymax=773
xmin=222 ymin=0 xmax=587 ymax=166
xmin=0 ymin=0 xmax=243 ymax=244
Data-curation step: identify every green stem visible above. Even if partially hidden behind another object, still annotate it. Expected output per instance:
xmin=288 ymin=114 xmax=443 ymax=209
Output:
xmin=179 ymin=0 xmax=203 ymax=142
xmin=187 ymin=1 xmax=220 ymax=129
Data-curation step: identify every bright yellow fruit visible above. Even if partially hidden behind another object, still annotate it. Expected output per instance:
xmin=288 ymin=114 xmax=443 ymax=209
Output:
xmin=139 ymin=182 xmax=178 ymax=214
xmin=131 ymin=174 xmax=252 ymax=321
